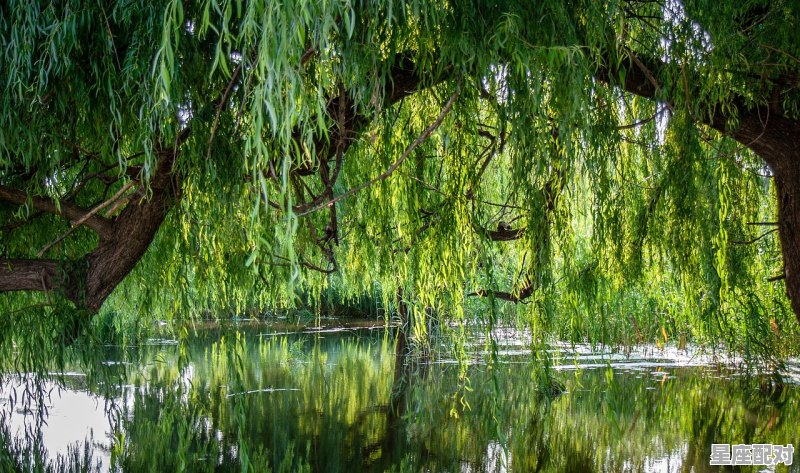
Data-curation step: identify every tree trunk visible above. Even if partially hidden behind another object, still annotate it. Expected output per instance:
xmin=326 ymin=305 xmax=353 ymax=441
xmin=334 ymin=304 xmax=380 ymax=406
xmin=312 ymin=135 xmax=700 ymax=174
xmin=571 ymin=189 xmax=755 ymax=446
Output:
xmin=771 ymin=166 xmax=800 ymax=324
xmin=0 ymin=259 xmax=62 ymax=293
xmin=721 ymin=109 xmax=800 ymax=324
xmin=0 ymin=154 xmax=180 ymax=314
xmin=82 ymin=154 xmax=180 ymax=311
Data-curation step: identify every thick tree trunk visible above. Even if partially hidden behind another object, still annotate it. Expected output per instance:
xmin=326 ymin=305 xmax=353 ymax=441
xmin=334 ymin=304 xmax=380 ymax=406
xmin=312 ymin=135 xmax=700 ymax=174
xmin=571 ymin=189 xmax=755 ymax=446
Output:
xmin=724 ymin=110 xmax=800 ymax=324
xmin=0 ymin=154 xmax=179 ymax=313
xmin=771 ymin=166 xmax=800 ymax=323
xmin=81 ymin=154 xmax=180 ymax=311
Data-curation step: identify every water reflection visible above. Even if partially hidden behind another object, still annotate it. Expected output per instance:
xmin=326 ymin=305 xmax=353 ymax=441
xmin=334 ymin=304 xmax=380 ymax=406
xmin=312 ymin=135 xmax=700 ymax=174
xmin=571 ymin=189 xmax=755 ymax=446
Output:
xmin=1 ymin=378 xmax=111 ymax=463
xmin=2 ymin=323 xmax=799 ymax=472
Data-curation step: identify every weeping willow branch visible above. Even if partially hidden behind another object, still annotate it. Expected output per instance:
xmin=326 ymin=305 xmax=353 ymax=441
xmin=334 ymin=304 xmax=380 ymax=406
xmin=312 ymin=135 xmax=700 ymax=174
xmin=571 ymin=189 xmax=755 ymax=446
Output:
xmin=3 ymin=0 xmax=800 ymax=335
xmin=206 ymin=63 xmax=244 ymax=161
xmin=297 ymin=87 xmax=461 ymax=217
xmin=469 ymin=165 xmax=565 ymax=302
xmin=731 ymin=228 xmax=778 ymax=245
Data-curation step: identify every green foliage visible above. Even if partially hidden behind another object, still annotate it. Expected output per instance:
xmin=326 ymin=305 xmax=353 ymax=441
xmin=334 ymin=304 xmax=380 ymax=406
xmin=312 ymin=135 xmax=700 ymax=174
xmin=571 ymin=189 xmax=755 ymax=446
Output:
xmin=1 ymin=0 xmax=799 ymax=371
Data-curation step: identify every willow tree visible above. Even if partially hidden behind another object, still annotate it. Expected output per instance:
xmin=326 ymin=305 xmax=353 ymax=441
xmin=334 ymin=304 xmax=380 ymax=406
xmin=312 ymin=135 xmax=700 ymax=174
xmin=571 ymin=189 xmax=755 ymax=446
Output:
xmin=1 ymin=1 xmax=799 ymax=356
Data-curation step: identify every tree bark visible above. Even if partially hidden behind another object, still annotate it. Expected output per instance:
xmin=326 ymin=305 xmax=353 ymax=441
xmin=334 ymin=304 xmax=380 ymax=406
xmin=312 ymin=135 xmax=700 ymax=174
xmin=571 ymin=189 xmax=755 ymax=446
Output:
xmin=727 ymin=111 xmax=800 ymax=324
xmin=81 ymin=153 xmax=180 ymax=311
xmin=0 ymin=186 xmax=113 ymax=237
xmin=0 ymin=259 xmax=62 ymax=293
xmin=773 ymin=172 xmax=800 ymax=323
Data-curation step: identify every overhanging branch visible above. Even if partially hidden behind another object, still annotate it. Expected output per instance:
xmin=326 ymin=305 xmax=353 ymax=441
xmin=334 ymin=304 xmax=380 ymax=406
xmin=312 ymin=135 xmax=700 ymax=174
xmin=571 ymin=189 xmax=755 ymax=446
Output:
xmin=468 ymin=282 xmax=534 ymax=303
xmin=297 ymin=86 xmax=461 ymax=216
xmin=472 ymin=222 xmax=526 ymax=241
xmin=0 ymin=186 xmax=112 ymax=238
xmin=595 ymin=48 xmax=800 ymax=169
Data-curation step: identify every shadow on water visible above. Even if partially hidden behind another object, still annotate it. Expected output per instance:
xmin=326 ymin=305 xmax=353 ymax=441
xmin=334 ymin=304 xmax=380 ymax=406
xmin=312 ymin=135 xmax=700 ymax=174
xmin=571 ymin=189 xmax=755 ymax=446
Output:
xmin=1 ymin=321 xmax=799 ymax=472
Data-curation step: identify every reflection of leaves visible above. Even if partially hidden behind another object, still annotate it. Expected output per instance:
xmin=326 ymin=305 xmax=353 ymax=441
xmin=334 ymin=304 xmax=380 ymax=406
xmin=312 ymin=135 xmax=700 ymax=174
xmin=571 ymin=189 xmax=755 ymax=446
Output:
xmin=288 ymin=339 xmax=306 ymax=359
xmin=8 ymin=334 xmax=800 ymax=472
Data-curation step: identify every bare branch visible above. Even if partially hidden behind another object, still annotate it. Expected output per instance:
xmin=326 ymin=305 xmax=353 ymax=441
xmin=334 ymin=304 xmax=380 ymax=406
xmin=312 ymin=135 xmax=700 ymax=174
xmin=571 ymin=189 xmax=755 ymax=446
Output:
xmin=768 ymin=272 xmax=786 ymax=282
xmin=472 ymin=222 xmax=526 ymax=241
xmin=747 ymin=221 xmax=780 ymax=226
xmin=270 ymin=254 xmax=335 ymax=274
xmin=468 ymin=282 xmax=535 ymax=303
xmin=731 ymin=228 xmax=778 ymax=245
xmin=615 ymin=106 xmax=668 ymax=130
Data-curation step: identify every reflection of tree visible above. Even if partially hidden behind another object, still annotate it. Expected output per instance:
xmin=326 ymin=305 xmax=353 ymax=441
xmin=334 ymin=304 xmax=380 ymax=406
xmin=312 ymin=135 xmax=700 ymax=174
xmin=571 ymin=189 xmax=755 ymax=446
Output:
xmin=111 ymin=345 xmax=800 ymax=472
xmin=682 ymin=399 xmax=721 ymax=473
xmin=9 ymin=334 xmax=800 ymax=472
xmin=359 ymin=290 xmax=435 ymax=471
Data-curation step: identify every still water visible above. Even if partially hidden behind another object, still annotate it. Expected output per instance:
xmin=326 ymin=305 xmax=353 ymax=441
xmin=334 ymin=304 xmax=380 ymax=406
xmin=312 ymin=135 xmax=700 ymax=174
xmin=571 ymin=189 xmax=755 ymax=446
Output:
xmin=2 ymin=320 xmax=799 ymax=472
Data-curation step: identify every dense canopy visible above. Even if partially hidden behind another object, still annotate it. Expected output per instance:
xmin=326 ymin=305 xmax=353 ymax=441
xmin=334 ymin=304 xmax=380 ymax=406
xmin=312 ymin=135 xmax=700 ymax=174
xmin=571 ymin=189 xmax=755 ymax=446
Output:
xmin=1 ymin=0 xmax=800 ymax=363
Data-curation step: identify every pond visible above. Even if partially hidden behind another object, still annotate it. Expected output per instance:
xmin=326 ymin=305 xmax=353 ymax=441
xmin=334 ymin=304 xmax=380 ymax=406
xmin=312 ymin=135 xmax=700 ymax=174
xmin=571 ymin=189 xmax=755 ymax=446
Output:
xmin=2 ymin=320 xmax=799 ymax=472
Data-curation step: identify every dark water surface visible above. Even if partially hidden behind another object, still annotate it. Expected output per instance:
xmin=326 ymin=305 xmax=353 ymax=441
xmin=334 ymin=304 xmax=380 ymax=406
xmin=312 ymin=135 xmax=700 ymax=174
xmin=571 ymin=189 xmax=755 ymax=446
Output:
xmin=2 ymin=320 xmax=799 ymax=472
